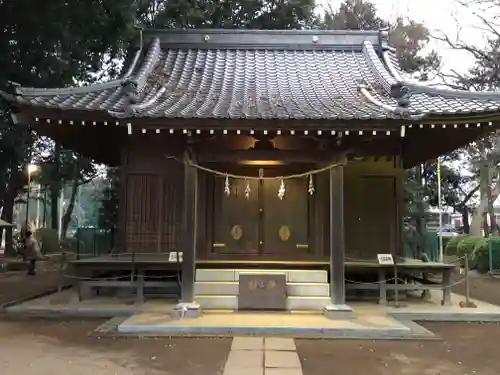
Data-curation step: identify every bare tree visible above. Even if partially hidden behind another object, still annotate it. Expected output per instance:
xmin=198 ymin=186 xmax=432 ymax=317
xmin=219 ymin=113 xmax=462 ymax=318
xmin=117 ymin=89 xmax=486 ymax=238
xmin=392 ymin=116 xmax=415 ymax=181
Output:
xmin=431 ymin=0 xmax=500 ymax=236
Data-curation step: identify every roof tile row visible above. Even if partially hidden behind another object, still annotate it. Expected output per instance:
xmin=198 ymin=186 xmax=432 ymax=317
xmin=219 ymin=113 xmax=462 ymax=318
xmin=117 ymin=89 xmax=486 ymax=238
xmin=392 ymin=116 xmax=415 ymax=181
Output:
xmin=6 ymin=29 xmax=500 ymax=121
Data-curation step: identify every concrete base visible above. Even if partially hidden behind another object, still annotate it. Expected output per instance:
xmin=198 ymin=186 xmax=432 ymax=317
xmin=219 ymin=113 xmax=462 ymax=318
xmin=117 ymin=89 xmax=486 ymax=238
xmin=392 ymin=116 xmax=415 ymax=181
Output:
xmin=171 ymin=301 xmax=202 ymax=319
xmin=323 ymin=304 xmax=356 ymax=319
xmin=116 ymin=311 xmax=416 ymax=338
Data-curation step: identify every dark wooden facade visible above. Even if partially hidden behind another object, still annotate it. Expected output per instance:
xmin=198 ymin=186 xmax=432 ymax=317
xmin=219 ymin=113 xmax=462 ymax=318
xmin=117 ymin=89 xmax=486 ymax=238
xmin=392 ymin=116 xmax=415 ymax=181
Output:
xmin=117 ymin=131 xmax=403 ymax=262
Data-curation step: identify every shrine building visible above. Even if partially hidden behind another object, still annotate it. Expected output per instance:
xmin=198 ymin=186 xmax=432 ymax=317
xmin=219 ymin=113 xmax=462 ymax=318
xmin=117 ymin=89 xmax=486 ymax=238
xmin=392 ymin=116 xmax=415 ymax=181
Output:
xmin=2 ymin=29 xmax=500 ymax=317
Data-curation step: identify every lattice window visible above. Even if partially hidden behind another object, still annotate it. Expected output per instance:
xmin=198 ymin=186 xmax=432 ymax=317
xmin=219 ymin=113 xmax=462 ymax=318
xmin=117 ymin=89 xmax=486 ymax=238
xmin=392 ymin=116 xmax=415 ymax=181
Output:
xmin=125 ymin=174 xmax=162 ymax=253
xmin=162 ymin=165 xmax=183 ymax=251
xmin=124 ymin=163 xmax=184 ymax=253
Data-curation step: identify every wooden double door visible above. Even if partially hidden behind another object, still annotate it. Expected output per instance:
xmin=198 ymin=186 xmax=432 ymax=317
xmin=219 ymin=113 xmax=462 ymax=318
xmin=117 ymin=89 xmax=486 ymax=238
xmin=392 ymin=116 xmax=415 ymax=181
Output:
xmin=212 ymin=177 xmax=310 ymax=258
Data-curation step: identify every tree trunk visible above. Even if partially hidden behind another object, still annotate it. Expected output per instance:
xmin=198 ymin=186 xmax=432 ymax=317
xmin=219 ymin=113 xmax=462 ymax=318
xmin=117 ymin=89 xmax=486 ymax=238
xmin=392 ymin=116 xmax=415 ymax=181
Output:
xmin=1 ymin=172 xmax=19 ymax=257
xmin=483 ymin=211 xmax=490 ymax=237
xmin=1 ymin=194 xmax=15 ymax=257
xmin=487 ymin=165 xmax=497 ymax=235
xmin=462 ymin=210 xmax=470 ymax=234
xmin=0 ymin=177 xmax=6 ymax=213
xmin=60 ymin=160 xmax=79 ymax=240
xmin=0 ymin=170 xmax=7 ymax=250
xmin=50 ymin=143 xmax=61 ymax=231
xmin=471 ymin=176 xmax=500 ymax=236
xmin=415 ymin=164 xmax=426 ymax=256
xmin=471 ymin=143 xmax=500 ymax=236
xmin=42 ymin=189 xmax=47 ymax=227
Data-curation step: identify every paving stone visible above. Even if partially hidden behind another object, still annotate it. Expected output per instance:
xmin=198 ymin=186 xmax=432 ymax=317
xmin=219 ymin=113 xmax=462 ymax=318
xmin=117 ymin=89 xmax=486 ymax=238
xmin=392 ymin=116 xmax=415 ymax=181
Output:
xmin=232 ymin=337 xmax=264 ymax=350
xmin=225 ymin=350 xmax=263 ymax=368
xmin=265 ymin=368 xmax=303 ymax=375
xmin=265 ymin=338 xmax=296 ymax=351
xmin=265 ymin=351 xmax=301 ymax=368
xmin=224 ymin=367 xmax=264 ymax=375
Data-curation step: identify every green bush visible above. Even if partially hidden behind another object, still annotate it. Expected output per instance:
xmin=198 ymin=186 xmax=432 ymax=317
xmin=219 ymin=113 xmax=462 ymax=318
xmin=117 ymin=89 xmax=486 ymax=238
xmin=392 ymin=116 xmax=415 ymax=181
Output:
xmin=445 ymin=235 xmax=466 ymax=256
xmin=34 ymin=227 xmax=60 ymax=254
xmin=473 ymin=237 xmax=490 ymax=273
xmin=469 ymin=236 xmax=500 ymax=274
xmin=457 ymin=236 xmax=482 ymax=268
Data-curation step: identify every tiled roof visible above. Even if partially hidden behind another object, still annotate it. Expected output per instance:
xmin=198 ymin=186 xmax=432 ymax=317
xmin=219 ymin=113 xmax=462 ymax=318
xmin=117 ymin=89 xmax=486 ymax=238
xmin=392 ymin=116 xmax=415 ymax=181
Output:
xmin=4 ymin=29 xmax=500 ymax=121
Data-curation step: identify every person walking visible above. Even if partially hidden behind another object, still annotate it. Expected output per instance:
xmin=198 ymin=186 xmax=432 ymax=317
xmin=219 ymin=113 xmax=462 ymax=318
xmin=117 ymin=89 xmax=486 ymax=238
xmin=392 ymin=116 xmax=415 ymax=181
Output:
xmin=23 ymin=230 xmax=43 ymax=275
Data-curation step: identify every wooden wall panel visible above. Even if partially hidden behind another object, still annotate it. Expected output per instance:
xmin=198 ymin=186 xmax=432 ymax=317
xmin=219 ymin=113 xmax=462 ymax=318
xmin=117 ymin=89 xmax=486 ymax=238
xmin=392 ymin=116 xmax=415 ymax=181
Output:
xmin=125 ymin=174 xmax=162 ymax=253
xmin=161 ymin=168 xmax=184 ymax=251
xmin=343 ymin=158 xmax=401 ymax=260
xmin=120 ymin=141 xmax=185 ymax=254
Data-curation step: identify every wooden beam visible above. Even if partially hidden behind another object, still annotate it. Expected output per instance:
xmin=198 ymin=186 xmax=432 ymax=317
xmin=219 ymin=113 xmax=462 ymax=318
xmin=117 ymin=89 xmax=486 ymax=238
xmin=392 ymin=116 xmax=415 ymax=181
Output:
xmin=196 ymin=149 xmax=342 ymax=163
xmin=13 ymin=105 xmax=406 ymax=130
xmin=403 ymin=127 xmax=485 ymax=167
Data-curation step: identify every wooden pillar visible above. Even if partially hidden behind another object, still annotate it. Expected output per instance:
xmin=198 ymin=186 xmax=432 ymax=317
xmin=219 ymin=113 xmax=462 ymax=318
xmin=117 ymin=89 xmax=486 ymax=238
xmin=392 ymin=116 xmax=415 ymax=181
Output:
xmin=173 ymin=147 xmax=201 ymax=318
xmin=324 ymin=165 xmax=354 ymax=319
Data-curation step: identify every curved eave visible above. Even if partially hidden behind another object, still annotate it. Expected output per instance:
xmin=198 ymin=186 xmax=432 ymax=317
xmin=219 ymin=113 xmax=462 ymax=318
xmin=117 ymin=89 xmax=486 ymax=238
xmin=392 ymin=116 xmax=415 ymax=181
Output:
xmin=416 ymin=110 xmax=500 ymax=125
xmin=12 ymin=44 xmax=145 ymax=97
xmin=361 ymin=42 xmax=500 ymax=123
xmin=381 ymin=48 xmax=500 ymax=101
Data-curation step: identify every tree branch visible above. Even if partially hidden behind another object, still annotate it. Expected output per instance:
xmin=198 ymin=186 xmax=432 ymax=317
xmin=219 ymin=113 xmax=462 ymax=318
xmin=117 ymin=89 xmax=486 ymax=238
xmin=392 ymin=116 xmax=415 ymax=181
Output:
xmin=460 ymin=185 xmax=480 ymax=206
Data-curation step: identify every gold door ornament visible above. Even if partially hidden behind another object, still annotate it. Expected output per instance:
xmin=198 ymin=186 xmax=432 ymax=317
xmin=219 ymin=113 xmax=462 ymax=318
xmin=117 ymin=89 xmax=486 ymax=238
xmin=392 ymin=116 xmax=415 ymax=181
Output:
xmin=231 ymin=225 xmax=243 ymax=241
xmin=278 ymin=225 xmax=291 ymax=241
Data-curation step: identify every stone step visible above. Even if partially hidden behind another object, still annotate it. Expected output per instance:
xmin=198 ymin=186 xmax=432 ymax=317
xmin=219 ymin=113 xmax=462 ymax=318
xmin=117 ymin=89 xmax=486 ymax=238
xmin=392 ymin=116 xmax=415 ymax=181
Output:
xmin=195 ymin=281 xmax=330 ymax=297
xmin=196 ymin=295 xmax=331 ymax=310
xmin=195 ymin=269 xmax=328 ymax=283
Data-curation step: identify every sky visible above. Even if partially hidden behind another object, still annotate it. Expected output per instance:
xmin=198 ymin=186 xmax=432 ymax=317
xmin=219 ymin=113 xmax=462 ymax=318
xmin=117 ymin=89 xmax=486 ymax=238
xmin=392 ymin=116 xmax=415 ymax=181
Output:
xmin=315 ymin=0 xmax=494 ymax=76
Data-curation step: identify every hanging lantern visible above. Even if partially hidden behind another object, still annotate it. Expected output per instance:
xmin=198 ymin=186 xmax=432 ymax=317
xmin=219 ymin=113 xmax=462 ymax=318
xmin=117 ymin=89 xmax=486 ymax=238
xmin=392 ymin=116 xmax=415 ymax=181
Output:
xmin=278 ymin=179 xmax=286 ymax=200
xmin=224 ymin=175 xmax=231 ymax=196
xmin=308 ymin=175 xmax=315 ymax=195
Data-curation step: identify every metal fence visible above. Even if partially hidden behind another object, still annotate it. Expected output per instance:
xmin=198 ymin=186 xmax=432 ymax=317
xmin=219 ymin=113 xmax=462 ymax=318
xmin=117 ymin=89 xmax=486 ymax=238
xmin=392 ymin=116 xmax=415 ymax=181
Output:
xmin=482 ymin=237 xmax=500 ymax=274
xmin=74 ymin=227 xmax=115 ymax=259
xmin=403 ymin=232 xmax=439 ymax=262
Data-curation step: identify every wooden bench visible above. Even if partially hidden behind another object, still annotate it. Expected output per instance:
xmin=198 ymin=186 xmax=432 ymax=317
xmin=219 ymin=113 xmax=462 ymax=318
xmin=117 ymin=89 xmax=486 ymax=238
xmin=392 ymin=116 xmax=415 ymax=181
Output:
xmin=345 ymin=261 xmax=455 ymax=305
xmin=77 ymin=274 xmax=180 ymax=303
xmin=69 ymin=253 xmax=183 ymax=303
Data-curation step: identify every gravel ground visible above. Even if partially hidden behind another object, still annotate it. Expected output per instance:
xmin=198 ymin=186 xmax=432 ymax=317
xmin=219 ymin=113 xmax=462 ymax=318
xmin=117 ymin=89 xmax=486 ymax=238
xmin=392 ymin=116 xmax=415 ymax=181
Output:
xmin=451 ymin=270 xmax=500 ymax=306
xmin=0 ymin=318 xmax=231 ymax=375
xmin=2 ymin=319 xmax=500 ymax=375
xmin=3 ymin=266 xmax=500 ymax=375
xmin=297 ymin=322 xmax=500 ymax=375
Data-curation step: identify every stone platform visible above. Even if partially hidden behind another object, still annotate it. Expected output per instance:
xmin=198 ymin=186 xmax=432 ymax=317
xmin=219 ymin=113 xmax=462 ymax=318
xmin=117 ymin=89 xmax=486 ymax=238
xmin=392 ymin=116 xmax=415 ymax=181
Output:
xmin=116 ymin=310 xmax=419 ymax=338
xmin=6 ymin=289 xmax=500 ymax=339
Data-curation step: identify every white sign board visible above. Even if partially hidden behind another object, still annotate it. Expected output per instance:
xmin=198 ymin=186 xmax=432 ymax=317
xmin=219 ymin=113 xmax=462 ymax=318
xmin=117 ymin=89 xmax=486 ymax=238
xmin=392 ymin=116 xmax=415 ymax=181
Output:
xmin=168 ymin=252 xmax=183 ymax=262
xmin=377 ymin=254 xmax=394 ymax=265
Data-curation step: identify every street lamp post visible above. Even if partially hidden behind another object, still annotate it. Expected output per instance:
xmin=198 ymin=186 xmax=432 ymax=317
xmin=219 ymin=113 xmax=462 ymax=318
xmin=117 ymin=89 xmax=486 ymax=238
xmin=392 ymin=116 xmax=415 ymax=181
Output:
xmin=25 ymin=164 xmax=38 ymax=231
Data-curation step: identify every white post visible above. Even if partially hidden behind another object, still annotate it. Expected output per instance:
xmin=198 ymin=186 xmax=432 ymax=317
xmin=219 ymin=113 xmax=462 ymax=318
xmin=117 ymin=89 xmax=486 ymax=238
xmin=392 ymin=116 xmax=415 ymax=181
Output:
xmin=58 ymin=189 xmax=64 ymax=240
xmin=437 ymin=157 xmax=444 ymax=262
xmin=34 ymin=183 xmax=41 ymax=229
